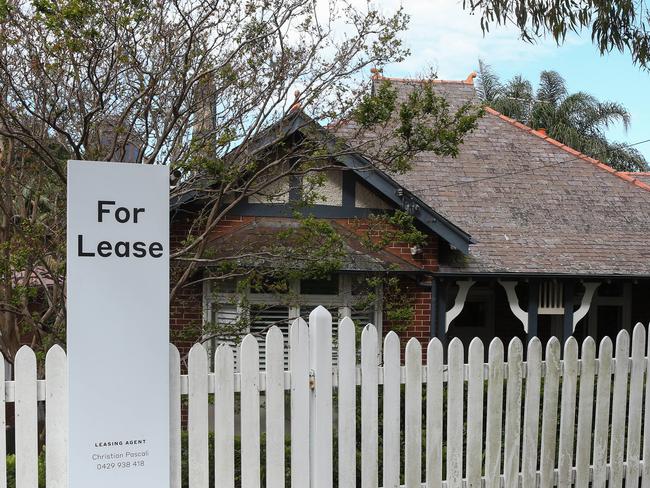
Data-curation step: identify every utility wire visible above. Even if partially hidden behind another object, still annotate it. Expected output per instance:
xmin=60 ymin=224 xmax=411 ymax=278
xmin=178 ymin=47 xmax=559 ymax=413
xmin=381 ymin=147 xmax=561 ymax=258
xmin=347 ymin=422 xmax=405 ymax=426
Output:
xmin=432 ymin=137 xmax=650 ymax=190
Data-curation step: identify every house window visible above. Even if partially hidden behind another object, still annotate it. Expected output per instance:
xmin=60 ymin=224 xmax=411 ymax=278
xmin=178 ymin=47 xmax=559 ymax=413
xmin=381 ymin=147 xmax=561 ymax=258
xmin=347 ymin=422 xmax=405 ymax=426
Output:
xmin=203 ymin=273 xmax=382 ymax=369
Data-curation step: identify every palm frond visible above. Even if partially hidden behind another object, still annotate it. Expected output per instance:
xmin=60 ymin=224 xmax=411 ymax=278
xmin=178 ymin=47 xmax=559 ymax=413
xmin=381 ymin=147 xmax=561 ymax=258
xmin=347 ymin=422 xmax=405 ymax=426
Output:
xmin=480 ymin=64 xmax=647 ymax=172
xmin=600 ymin=142 xmax=649 ymax=172
xmin=536 ymin=70 xmax=567 ymax=107
xmin=476 ymin=59 xmax=502 ymax=102
xmin=503 ymin=75 xmax=534 ymax=101
xmin=589 ymin=101 xmax=631 ymax=131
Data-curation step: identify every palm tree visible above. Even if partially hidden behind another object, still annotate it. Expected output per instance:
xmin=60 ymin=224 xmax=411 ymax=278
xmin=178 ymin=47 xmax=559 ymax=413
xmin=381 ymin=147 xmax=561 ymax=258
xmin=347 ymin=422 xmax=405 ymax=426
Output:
xmin=476 ymin=61 xmax=648 ymax=172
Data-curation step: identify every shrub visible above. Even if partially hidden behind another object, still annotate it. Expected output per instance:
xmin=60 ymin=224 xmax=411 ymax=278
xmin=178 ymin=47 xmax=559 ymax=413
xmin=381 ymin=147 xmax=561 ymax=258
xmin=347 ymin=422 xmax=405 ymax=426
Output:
xmin=7 ymin=452 xmax=45 ymax=488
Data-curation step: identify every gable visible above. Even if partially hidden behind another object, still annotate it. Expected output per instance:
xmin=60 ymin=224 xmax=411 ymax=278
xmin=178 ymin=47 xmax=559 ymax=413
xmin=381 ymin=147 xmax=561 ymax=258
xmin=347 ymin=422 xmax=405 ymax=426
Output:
xmin=236 ymin=164 xmax=396 ymax=214
xmin=172 ymin=109 xmax=474 ymax=254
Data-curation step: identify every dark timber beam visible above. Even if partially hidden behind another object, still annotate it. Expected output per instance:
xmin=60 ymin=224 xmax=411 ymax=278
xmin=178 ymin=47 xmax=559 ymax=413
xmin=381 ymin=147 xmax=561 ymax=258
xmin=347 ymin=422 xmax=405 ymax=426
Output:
xmin=230 ymin=202 xmax=386 ymax=218
xmin=563 ymin=280 xmax=576 ymax=343
xmin=528 ymin=280 xmax=539 ymax=341
xmin=436 ymin=280 xmax=448 ymax=343
xmin=341 ymin=171 xmax=355 ymax=207
xmin=430 ymin=279 xmax=438 ymax=339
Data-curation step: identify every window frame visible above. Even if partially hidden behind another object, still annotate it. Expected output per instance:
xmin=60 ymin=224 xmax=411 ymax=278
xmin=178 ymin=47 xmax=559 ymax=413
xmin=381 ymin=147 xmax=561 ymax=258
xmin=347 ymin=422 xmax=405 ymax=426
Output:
xmin=203 ymin=273 xmax=382 ymax=335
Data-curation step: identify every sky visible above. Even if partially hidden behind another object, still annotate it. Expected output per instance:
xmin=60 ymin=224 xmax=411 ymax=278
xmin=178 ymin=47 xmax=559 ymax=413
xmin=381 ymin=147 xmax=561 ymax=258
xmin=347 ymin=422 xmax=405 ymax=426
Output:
xmin=373 ymin=0 xmax=650 ymax=161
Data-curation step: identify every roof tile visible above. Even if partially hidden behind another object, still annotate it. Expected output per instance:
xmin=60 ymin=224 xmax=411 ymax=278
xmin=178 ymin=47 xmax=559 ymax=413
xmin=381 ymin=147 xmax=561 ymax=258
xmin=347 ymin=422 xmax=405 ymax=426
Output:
xmin=338 ymin=78 xmax=650 ymax=276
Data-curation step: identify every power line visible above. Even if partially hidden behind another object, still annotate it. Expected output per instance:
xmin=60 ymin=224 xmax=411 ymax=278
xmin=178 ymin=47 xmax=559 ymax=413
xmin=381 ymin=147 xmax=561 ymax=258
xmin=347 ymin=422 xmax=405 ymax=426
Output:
xmin=432 ymin=137 xmax=650 ymax=190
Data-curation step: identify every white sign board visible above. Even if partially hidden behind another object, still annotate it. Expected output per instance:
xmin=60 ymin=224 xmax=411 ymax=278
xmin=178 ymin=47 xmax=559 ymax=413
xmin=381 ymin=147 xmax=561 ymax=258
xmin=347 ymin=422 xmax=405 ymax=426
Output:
xmin=67 ymin=160 xmax=169 ymax=488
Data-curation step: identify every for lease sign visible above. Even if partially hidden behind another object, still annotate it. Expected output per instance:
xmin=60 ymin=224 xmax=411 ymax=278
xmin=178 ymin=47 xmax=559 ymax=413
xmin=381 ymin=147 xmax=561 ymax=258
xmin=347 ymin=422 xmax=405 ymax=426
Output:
xmin=67 ymin=160 xmax=169 ymax=488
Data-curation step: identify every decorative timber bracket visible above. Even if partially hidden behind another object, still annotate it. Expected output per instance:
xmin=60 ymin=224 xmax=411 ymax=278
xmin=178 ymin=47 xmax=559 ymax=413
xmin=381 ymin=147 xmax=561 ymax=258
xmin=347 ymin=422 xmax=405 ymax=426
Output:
xmin=572 ymin=282 xmax=600 ymax=330
xmin=498 ymin=280 xmax=529 ymax=333
xmin=395 ymin=188 xmax=421 ymax=216
xmin=445 ymin=279 xmax=475 ymax=331
xmin=498 ymin=280 xmax=601 ymax=335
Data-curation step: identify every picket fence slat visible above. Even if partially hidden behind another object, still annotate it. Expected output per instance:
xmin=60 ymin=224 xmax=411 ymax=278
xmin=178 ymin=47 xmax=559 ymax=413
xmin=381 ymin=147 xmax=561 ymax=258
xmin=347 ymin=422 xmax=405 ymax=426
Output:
xmin=466 ymin=338 xmax=484 ymax=488
xmin=405 ymin=338 xmax=422 ymax=488
xmin=446 ymin=338 xmax=464 ymax=488
xmin=383 ymin=331 xmax=400 ymax=488
xmin=169 ymin=344 xmax=183 ymax=488
xmin=539 ymin=337 xmax=560 ymax=488
xmin=426 ymin=338 xmax=444 ymax=488
xmin=521 ymin=338 xmax=541 ymax=488
xmin=310 ymin=306 xmax=333 ymax=488
xmin=188 ymin=344 xmax=209 ymax=488
xmin=626 ymin=324 xmax=646 ymax=487
xmin=611 ymin=330 xmax=631 ymax=488
xmin=7 ymin=308 xmax=650 ymax=488
xmin=290 ymin=318 xmax=310 ymax=488
xmin=170 ymin=345 xmax=182 ymax=488
xmin=0 ymin=354 xmax=5 ymax=488
xmin=214 ymin=344 xmax=234 ymax=488
xmin=266 ymin=327 xmax=285 ymax=488
xmin=338 ymin=317 xmax=356 ymax=488
xmin=593 ymin=337 xmax=614 ymax=488
xmin=241 ymin=335 xmax=261 ymax=488
xmin=575 ymin=337 xmax=596 ymax=487
xmin=504 ymin=338 xmax=523 ymax=488
xmin=643 ymin=328 xmax=650 ymax=488
xmin=15 ymin=346 xmax=37 ymax=488
xmin=361 ymin=324 xmax=379 ymax=488
xmin=484 ymin=339 xmax=504 ymax=488
xmin=558 ymin=337 xmax=578 ymax=486
xmin=45 ymin=345 xmax=67 ymax=488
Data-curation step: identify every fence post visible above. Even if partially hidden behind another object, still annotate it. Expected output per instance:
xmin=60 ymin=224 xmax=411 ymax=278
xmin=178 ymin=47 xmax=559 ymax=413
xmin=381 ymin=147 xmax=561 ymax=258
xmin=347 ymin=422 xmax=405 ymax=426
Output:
xmin=309 ymin=306 xmax=333 ymax=488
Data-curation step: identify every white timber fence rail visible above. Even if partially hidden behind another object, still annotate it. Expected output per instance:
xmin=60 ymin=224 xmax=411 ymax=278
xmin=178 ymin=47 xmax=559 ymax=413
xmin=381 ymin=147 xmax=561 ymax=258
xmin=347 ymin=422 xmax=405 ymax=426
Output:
xmin=4 ymin=306 xmax=650 ymax=487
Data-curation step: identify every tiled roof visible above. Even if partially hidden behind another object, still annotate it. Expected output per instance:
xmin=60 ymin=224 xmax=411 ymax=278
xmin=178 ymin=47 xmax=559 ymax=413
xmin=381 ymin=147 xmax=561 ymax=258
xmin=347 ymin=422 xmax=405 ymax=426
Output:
xmin=338 ymin=76 xmax=650 ymax=277
xmin=486 ymin=108 xmax=650 ymax=193
xmin=618 ymin=172 xmax=650 ymax=188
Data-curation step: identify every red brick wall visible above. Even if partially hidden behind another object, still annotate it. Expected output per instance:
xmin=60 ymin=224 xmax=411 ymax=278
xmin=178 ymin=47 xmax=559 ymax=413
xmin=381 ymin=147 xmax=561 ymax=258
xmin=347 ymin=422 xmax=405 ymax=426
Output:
xmin=333 ymin=217 xmax=437 ymax=348
xmin=332 ymin=217 xmax=439 ymax=272
xmin=170 ymin=214 xmax=254 ymax=359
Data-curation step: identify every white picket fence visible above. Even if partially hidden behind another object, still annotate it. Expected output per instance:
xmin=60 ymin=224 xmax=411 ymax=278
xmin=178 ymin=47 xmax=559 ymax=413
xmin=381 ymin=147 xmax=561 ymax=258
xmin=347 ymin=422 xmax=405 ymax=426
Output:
xmin=5 ymin=305 xmax=650 ymax=487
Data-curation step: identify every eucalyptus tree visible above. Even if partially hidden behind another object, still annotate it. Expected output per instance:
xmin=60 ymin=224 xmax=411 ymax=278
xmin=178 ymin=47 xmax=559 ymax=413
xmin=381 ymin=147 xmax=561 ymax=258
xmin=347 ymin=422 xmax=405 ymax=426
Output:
xmin=463 ymin=0 xmax=650 ymax=69
xmin=476 ymin=62 xmax=647 ymax=171
xmin=0 ymin=0 xmax=483 ymax=360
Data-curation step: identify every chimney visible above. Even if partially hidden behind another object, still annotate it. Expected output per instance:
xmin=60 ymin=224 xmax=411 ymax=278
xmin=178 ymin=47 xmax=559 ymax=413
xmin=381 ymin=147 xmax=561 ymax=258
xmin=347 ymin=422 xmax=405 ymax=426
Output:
xmin=192 ymin=72 xmax=217 ymax=154
xmin=370 ymin=67 xmax=382 ymax=96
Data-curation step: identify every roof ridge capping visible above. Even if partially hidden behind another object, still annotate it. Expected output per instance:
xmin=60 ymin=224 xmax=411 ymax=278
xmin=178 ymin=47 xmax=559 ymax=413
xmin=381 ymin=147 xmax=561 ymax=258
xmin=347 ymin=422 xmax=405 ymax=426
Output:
xmin=370 ymin=67 xmax=478 ymax=85
xmin=484 ymin=106 xmax=650 ymax=193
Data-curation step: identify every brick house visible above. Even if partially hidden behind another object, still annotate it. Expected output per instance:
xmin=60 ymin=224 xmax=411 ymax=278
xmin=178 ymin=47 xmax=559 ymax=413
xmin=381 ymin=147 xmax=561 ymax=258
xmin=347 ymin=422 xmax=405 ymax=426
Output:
xmin=170 ymin=72 xmax=650 ymax=362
